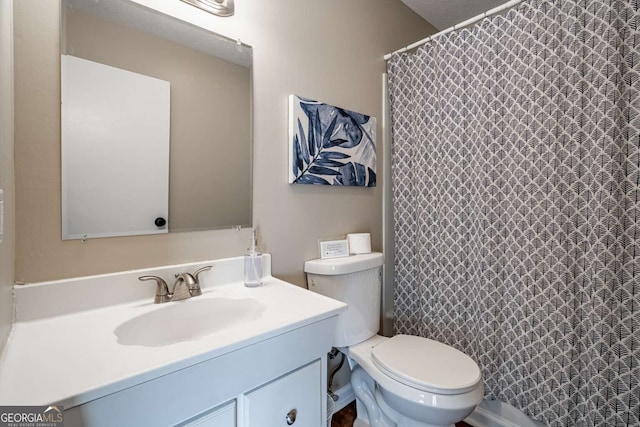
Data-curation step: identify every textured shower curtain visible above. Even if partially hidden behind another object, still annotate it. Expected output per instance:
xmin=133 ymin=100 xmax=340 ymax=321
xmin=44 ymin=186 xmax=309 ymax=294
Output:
xmin=387 ymin=1 xmax=639 ymax=425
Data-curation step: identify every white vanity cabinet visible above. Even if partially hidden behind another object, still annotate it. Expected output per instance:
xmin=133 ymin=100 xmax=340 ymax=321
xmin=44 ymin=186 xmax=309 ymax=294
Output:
xmin=180 ymin=361 xmax=323 ymax=427
xmin=64 ymin=319 xmax=332 ymax=427
xmin=244 ymin=360 xmax=321 ymax=427
xmin=1 ymin=258 xmax=346 ymax=427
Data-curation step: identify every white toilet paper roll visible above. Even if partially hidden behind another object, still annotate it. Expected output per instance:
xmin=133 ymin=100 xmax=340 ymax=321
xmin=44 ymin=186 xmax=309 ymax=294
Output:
xmin=347 ymin=233 xmax=371 ymax=254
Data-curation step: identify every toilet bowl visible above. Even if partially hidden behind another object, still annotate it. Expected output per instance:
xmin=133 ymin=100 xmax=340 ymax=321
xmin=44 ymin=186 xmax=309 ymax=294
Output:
xmin=305 ymin=253 xmax=483 ymax=427
xmin=348 ymin=334 xmax=483 ymax=427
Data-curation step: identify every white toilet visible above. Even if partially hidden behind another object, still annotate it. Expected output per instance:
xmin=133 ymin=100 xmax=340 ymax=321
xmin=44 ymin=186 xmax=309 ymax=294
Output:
xmin=304 ymin=252 xmax=483 ymax=427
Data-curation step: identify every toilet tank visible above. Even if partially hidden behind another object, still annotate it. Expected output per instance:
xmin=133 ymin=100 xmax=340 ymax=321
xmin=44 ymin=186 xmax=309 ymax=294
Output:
xmin=304 ymin=253 xmax=384 ymax=347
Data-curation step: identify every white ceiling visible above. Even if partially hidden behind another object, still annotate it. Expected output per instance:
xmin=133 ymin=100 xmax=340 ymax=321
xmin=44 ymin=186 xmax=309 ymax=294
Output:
xmin=401 ymin=0 xmax=508 ymax=30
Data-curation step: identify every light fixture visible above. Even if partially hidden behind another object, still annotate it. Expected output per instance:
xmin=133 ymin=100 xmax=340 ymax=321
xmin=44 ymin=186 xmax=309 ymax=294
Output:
xmin=181 ymin=0 xmax=234 ymax=17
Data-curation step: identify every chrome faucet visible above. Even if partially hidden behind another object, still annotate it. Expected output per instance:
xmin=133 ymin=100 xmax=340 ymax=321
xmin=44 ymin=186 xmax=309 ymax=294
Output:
xmin=138 ymin=265 xmax=213 ymax=304
xmin=174 ymin=265 xmax=213 ymax=297
xmin=171 ymin=274 xmax=193 ymax=301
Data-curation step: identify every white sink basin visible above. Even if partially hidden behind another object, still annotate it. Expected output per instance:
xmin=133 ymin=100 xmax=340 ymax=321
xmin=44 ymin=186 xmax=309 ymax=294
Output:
xmin=114 ymin=297 xmax=265 ymax=347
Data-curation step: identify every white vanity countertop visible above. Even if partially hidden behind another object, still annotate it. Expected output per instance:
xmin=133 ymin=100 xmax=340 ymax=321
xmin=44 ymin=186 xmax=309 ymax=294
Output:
xmin=0 ymin=257 xmax=346 ymax=408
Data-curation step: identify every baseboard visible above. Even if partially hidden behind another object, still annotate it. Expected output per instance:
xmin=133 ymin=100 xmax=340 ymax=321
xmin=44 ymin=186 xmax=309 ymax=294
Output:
xmin=331 ymin=383 xmax=355 ymax=413
xmin=465 ymin=400 xmax=544 ymax=427
xmin=465 ymin=405 xmax=517 ymax=427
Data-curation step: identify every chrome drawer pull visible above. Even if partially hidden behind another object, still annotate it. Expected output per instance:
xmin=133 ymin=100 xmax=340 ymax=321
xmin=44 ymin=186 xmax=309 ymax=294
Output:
xmin=285 ymin=408 xmax=297 ymax=425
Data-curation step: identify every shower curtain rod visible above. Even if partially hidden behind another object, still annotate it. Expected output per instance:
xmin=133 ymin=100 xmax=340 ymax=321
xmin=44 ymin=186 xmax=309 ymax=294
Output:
xmin=384 ymin=0 xmax=523 ymax=60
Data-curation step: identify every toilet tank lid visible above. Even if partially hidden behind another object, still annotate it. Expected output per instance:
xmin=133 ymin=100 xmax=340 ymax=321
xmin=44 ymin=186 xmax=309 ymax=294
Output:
xmin=304 ymin=252 xmax=384 ymax=275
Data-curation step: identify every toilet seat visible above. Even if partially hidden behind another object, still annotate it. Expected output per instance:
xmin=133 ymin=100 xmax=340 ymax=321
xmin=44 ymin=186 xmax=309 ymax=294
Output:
xmin=371 ymin=334 xmax=481 ymax=395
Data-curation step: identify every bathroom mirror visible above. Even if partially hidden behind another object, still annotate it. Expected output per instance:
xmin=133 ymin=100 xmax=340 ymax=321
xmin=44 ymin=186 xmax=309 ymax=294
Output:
xmin=61 ymin=0 xmax=252 ymax=239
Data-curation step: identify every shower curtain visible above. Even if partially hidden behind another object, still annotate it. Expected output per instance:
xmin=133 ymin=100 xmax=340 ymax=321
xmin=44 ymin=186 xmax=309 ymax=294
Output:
xmin=387 ymin=1 xmax=639 ymax=426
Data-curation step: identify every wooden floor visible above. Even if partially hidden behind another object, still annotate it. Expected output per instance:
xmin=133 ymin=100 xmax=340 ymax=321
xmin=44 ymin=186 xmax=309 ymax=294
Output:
xmin=331 ymin=401 xmax=472 ymax=427
xmin=330 ymin=401 xmax=357 ymax=427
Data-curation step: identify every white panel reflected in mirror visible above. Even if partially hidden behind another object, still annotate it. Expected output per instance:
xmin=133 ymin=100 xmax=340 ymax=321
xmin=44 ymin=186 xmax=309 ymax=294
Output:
xmin=62 ymin=55 xmax=170 ymax=240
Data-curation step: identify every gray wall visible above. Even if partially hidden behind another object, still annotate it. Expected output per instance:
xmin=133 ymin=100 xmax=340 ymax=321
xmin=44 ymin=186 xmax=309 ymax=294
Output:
xmin=14 ymin=0 xmax=434 ymax=284
xmin=0 ymin=0 xmax=15 ymax=356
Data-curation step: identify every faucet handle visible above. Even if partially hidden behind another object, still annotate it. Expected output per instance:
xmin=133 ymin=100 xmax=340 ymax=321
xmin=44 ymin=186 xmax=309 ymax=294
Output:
xmin=191 ymin=265 xmax=213 ymax=297
xmin=138 ymin=275 xmax=171 ymax=304
xmin=193 ymin=265 xmax=213 ymax=282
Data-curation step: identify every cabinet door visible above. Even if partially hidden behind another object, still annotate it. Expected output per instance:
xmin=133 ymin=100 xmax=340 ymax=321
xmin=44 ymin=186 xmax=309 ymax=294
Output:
xmin=244 ymin=360 xmax=321 ymax=427
xmin=177 ymin=400 xmax=235 ymax=427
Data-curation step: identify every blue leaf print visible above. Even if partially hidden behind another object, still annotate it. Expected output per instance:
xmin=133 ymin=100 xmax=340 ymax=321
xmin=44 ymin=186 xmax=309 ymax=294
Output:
xmin=323 ymin=139 xmax=349 ymax=149
xmin=334 ymin=163 xmax=356 ymax=185
xmin=313 ymin=109 xmax=323 ymax=154
xmin=319 ymin=151 xmax=350 ymax=161
xmin=322 ymin=116 xmax=338 ymax=148
xmin=332 ymin=162 xmax=371 ymax=186
xmin=291 ymin=95 xmax=375 ymax=186
xmin=292 ymin=135 xmax=302 ymax=177
xmin=301 ymin=103 xmax=365 ymax=149
xmin=307 ymin=115 xmax=316 ymax=158
xmin=334 ymin=109 xmax=364 ymax=148
xmin=367 ymin=167 xmax=376 ymax=187
xmin=315 ymin=158 xmax=346 ymax=168
xmin=346 ymin=111 xmax=370 ymax=124
xmin=309 ymin=166 xmax=341 ymax=176
xmin=297 ymin=118 xmax=310 ymax=165
xmin=354 ymin=163 xmax=366 ymax=186
xmin=297 ymin=174 xmax=330 ymax=185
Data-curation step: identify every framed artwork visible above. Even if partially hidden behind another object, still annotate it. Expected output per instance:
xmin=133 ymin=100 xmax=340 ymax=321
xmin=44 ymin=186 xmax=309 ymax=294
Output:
xmin=289 ymin=95 xmax=376 ymax=186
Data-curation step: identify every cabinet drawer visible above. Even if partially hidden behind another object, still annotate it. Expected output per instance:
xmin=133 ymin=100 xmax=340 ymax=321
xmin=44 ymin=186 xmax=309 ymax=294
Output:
xmin=244 ymin=360 xmax=321 ymax=427
xmin=176 ymin=400 xmax=235 ymax=427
